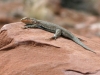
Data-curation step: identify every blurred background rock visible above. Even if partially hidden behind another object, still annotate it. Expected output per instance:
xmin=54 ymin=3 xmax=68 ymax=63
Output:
xmin=0 ymin=0 xmax=100 ymax=37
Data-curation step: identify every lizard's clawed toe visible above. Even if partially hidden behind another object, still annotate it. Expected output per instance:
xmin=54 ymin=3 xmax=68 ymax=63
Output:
xmin=50 ymin=37 xmax=57 ymax=40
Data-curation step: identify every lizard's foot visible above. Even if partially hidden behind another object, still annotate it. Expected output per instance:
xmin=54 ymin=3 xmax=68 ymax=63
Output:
xmin=50 ymin=36 xmax=57 ymax=40
xmin=78 ymin=38 xmax=86 ymax=42
xmin=22 ymin=26 xmax=29 ymax=29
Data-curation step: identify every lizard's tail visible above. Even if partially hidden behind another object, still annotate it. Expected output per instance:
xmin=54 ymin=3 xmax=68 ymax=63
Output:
xmin=72 ymin=37 xmax=96 ymax=54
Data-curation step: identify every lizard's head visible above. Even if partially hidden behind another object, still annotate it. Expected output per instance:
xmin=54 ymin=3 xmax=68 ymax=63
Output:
xmin=21 ymin=17 xmax=37 ymax=24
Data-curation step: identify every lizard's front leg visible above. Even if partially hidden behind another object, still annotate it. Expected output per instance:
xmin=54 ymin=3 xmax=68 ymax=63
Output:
xmin=51 ymin=29 xmax=61 ymax=40
xmin=23 ymin=24 xmax=38 ymax=29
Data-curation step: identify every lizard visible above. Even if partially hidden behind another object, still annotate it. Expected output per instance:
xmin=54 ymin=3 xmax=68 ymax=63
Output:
xmin=21 ymin=17 xmax=96 ymax=54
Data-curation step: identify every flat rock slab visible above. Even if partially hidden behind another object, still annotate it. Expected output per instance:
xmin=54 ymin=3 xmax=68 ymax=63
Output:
xmin=0 ymin=22 xmax=100 ymax=75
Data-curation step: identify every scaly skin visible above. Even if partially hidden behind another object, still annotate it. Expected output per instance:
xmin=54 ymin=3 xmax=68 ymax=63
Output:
xmin=21 ymin=17 xmax=96 ymax=53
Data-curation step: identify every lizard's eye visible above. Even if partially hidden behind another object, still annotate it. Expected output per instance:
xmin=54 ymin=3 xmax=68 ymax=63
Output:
xmin=26 ymin=18 xmax=30 ymax=20
xmin=24 ymin=18 xmax=28 ymax=21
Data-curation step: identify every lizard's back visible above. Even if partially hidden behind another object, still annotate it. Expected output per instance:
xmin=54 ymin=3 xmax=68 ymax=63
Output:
xmin=38 ymin=20 xmax=74 ymax=38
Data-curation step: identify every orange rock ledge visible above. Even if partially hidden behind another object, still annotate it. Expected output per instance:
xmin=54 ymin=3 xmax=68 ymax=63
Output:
xmin=0 ymin=22 xmax=100 ymax=75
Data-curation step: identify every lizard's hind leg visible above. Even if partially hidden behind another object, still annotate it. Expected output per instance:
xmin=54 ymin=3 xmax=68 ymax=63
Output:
xmin=51 ymin=29 xmax=61 ymax=40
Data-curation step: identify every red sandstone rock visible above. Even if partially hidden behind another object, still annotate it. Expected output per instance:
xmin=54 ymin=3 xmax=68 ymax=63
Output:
xmin=0 ymin=22 xmax=100 ymax=75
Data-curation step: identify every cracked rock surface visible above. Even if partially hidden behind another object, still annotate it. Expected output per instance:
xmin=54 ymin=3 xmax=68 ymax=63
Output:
xmin=0 ymin=22 xmax=100 ymax=75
